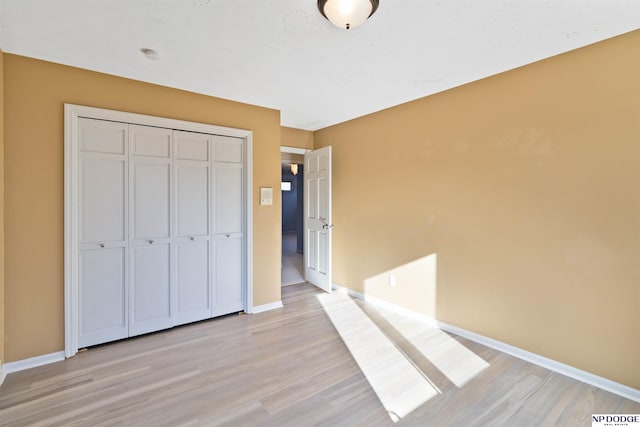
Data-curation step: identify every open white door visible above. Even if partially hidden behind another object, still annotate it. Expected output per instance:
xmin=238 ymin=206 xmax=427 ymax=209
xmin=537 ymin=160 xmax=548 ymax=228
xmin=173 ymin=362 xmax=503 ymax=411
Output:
xmin=304 ymin=146 xmax=332 ymax=293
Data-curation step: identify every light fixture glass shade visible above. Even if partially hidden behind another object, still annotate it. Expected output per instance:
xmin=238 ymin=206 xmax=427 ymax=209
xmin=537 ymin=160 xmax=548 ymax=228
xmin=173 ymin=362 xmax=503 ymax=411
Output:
xmin=291 ymin=164 xmax=299 ymax=175
xmin=318 ymin=0 xmax=379 ymax=30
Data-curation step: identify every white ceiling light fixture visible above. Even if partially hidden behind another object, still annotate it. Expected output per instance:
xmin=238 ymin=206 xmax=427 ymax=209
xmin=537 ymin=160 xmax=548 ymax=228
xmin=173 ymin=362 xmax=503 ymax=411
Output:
xmin=318 ymin=0 xmax=379 ymax=30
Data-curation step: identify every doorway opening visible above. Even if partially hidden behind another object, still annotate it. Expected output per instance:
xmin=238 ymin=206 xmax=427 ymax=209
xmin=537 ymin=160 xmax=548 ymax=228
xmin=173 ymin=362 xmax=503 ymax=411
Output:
xmin=281 ymin=148 xmax=306 ymax=286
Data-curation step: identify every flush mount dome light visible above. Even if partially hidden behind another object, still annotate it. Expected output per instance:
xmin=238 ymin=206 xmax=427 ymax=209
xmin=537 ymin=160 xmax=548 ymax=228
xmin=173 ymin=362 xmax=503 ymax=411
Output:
xmin=318 ymin=0 xmax=379 ymax=30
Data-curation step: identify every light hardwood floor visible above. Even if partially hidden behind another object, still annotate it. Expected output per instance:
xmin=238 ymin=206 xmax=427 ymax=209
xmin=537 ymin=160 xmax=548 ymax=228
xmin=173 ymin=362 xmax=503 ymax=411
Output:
xmin=1 ymin=284 xmax=637 ymax=426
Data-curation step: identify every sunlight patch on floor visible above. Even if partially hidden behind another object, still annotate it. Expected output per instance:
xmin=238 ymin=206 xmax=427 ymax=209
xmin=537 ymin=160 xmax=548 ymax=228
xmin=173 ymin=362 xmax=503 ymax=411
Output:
xmin=318 ymin=292 xmax=439 ymax=423
xmin=372 ymin=306 xmax=490 ymax=388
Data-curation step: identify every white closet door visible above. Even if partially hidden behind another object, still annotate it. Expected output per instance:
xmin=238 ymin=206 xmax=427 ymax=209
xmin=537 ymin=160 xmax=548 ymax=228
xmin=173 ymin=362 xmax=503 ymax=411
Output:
xmin=69 ymin=107 xmax=252 ymax=356
xmin=78 ymin=118 xmax=129 ymax=347
xmin=214 ymin=236 xmax=243 ymax=314
xmin=129 ymin=125 xmax=174 ymax=336
xmin=212 ymin=136 xmax=244 ymax=315
xmin=173 ymin=131 xmax=212 ymax=325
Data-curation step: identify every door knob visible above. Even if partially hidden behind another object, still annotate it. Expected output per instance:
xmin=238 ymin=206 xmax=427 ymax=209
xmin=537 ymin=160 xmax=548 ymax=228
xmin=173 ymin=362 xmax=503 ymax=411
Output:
xmin=322 ymin=224 xmax=334 ymax=230
xmin=99 ymin=243 xmax=106 ymax=248
xmin=149 ymin=240 xmax=155 ymax=244
xmin=190 ymin=236 xmax=195 ymax=241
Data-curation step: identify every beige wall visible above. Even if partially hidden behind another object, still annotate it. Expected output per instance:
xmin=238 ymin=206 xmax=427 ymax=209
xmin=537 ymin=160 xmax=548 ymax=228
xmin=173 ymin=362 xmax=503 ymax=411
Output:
xmin=0 ymin=51 xmax=5 ymax=367
xmin=3 ymin=54 xmax=282 ymax=362
xmin=280 ymin=153 xmax=304 ymax=164
xmin=314 ymin=30 xmax=640 ymax=389
xmin=281 ymin=126 xmax=314 ymax=150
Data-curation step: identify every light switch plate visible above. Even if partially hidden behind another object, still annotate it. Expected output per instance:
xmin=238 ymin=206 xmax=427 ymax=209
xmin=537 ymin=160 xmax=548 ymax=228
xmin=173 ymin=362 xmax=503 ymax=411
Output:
xmin=260 ymin=187 xmax=273 ymax=205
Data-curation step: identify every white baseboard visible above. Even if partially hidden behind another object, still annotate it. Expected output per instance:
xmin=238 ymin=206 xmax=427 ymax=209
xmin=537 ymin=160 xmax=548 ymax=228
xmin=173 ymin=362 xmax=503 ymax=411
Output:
xmin=0 ymin=365 xmax=6 ymax=387
xmin=332 ymin=283 xmax=640 ymax=403
xmin=3 ymin=301 xmax=283 ymax=377
xmin=3 ymin=352 xmax=65 ymax=374
xmin=251 ymin=300 xmax=283 ymax=314
xmin=332 ymin=283 xmax=440 ymax=327
xmin=436 ymin=321 xmax=640 ymax=403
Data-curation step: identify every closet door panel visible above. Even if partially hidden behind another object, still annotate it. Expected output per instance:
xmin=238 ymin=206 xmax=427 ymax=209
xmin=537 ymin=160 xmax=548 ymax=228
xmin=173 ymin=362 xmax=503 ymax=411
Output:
xmin=131 ymin=126 xmax=171 ymax=158
xmin=214 ymin=136 xmax=243 ymax=163
xmin=176 ymin=165 xmax=209 ymax=237
xmin=80 ymin=158 xmax=126 ymax=243
xmin=214 ymin=167 xmax=243 ymax=234
xmin=78 ymin=248 xmax=127 ymax=347
xmin=79 ymin=118 xmax=126 ymax=155
xmin=212 ymin=135 xmax=244 ymax=316
xmin=176 ymin=133 xmax=209 ymax=161
xmin=78 ymin=118 xmax=129 ymax=348
xmin=131 ymin=162 xmax=171 ymax=240
xmin=213 ymin=237 xmax=243 ymax=315
xmin=129 ymin=125 xmax=174 ymax=336
xmin=175 ymin=241 xmax=210 ymax=324
xmin=174 ymin=130 xmax=212 ymax=323
xmin=129 ymin=244 xmax=172 ymax=336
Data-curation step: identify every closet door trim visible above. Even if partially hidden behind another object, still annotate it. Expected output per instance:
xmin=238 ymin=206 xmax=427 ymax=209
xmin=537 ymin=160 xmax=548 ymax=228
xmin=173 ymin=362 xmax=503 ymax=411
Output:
xmin=64 ymin=104 xmax=254 ymax=358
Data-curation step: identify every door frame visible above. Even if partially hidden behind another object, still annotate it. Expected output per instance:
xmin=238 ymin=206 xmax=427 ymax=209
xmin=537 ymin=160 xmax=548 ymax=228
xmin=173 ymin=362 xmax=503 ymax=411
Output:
xmin=64 ymin=104 xmax=254 ymax=358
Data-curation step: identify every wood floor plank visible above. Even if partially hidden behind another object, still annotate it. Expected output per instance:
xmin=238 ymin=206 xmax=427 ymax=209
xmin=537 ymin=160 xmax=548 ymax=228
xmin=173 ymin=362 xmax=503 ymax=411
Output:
xmin=0 ymin=283 xmax=637 ymax=426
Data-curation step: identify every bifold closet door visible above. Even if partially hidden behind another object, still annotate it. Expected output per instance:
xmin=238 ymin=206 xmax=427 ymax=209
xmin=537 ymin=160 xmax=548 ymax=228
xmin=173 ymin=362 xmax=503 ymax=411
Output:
xmin=213 ymin=136 xmax=244 ymax=316
xmin=75 ymin=115 xmax=248 ymax=348
xmin=173 ymin=131 xmax=212 ymax=325
xmin=129 ymin=125 xmax=174 ymax=337
xmin=78 ymin=118 xmax=129 ymax=348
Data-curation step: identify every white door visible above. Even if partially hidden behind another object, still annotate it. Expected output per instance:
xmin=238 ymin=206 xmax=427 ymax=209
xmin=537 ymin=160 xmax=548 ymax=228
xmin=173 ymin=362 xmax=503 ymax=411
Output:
xmin=304 ymin=146 xmax=332 ymax=293
xmin=212 ymin=136 xmax=245 ymax=315
xmin=129 ymin=125 xmax=174 ymax=336
xmin=78 ymin=119 xmax=129 ymax=347
xmin=173 ymin=130 xmax=212 ymax=325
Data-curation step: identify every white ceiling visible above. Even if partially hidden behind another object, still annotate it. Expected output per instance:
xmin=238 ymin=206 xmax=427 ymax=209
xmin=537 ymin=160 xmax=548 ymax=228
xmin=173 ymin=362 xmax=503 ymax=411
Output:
xmin=1 ymin=1 xmax=638 ymax=130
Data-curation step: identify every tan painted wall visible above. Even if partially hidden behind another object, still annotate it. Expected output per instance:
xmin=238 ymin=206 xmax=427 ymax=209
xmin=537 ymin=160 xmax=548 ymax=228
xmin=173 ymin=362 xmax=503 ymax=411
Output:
xmin=314 ymin=30 xmax=640 ymax=389
xmin=280 ymin=153 xmax=304 ymax=164
xmin=3 ymin=54 xmax=282 ymax=362
xmin=281 ymin=126 xmax=314 ymax=150
xmin=0 ymin=51 xmax=5 ymax=367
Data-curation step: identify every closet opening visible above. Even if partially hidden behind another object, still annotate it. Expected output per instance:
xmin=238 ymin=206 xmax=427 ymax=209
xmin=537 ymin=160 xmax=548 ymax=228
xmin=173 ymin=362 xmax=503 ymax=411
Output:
xmin=64 ymin=104 xmax=253 ymax=358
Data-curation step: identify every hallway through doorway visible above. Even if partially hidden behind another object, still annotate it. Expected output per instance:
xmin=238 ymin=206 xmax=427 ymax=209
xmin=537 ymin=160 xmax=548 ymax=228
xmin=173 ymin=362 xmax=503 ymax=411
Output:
xmin=282 ymin=232 xmax=304 ymax=286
